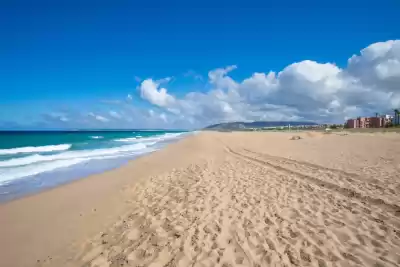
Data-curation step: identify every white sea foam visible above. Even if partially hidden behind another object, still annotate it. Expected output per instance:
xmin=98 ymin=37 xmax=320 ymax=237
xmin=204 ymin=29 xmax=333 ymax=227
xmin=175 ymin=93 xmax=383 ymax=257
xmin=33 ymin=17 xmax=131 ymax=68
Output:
xmin=90 ymin=136 xmax=103 ymax=139
xmin=0 ymin=132 xmax=188 ymax=185
xmin=0 ymin=158 xmax=90 ymax=184
xmin=115 ymin=137 xmax=137 ymax=142
xmin=115 ymin=132 xmax=184 ymax=143
xmin=0 ymin=143 xmax=152 ymax=168
xmin=0 ymin=142 xmax=157 ymax=184
xmin=0 ymin=144 xmax=71 ymax=155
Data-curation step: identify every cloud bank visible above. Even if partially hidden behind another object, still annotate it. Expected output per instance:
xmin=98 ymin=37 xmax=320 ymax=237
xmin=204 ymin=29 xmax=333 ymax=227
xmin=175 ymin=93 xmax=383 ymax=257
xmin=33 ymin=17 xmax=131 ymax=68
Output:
xmin=137 ymin=40 xmax=400 ymax=128
xmin=33 ymin=40 xmax=400 ymax=130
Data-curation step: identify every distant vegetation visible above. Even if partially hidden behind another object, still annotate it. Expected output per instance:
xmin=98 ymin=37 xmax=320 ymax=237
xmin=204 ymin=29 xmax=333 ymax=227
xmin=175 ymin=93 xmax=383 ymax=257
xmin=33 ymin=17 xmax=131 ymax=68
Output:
xmin=204 ymin=121 xmax=318 ymax=131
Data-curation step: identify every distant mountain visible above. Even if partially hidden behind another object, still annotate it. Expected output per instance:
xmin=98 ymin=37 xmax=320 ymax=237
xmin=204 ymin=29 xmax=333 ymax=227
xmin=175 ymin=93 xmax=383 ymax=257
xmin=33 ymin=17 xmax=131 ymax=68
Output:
xmin=204 ymin=121 xmax=318 ymax=130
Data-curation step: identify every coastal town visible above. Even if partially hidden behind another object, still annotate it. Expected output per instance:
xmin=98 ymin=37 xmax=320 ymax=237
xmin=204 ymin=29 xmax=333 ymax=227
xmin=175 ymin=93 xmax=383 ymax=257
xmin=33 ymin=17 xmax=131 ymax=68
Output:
xmin=260 ymin=110 xmax=400 ymax=131
xmin=225 ymin=110 xmax=400 ymax=132
xmin=345 ymin=110 xmax=400 ymax=128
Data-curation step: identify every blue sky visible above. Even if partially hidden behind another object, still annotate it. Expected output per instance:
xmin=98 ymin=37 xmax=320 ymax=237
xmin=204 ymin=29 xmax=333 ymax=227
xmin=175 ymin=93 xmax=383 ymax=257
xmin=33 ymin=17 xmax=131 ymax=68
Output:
xmin=1 ymin=0 xmax=400 ymax=129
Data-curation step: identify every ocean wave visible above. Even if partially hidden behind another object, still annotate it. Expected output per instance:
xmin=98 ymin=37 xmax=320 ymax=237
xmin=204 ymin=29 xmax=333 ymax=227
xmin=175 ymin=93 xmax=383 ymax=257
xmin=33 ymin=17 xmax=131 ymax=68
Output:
xmin=90 ymin=136 xmax=103 ymax=139
xmin=0 ymin=144 xmax=71 ymax=155
xmin=0 ymin=132 xmax=188 ymax=185
xmin=0 ymin=142 xmax=153 ymax=168
xmin=114 ymin=137 xmax=137 ymax=142
xmin=0 ymin=158 xmax=90 ymax=184
xmin=114 ymin=132 xmax=185 ymax=143
xmin=0 ymin=142 xmax=158 ymax=184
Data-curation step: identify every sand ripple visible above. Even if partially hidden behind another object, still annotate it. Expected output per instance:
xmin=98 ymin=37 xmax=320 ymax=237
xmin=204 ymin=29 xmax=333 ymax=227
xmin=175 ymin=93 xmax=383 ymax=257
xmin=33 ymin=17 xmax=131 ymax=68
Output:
xmin=74 ymin=134 xmax=400 ymax=267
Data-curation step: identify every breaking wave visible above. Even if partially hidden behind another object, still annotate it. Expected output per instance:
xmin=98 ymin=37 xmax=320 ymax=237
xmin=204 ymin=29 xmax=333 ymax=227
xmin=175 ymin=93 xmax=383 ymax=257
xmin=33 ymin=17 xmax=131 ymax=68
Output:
xmin=0 ymin=144 xmax=71 ymax=155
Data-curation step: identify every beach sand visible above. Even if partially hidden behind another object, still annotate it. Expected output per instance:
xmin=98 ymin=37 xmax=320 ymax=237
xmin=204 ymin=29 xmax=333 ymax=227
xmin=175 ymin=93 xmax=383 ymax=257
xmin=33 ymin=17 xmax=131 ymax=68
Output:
xmin=1 ymin=131 xmax=400 ymax=267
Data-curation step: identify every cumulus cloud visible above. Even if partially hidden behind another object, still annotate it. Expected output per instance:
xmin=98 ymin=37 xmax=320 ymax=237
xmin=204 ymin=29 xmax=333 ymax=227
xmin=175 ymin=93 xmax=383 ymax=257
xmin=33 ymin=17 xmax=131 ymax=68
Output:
xmin=135 ymin=40 xmax=400 ymax=127
xmin=347 ymin=40 xmax=400 ymax=94
xmin=208 ymin=65 xmax=238 ymax=91
xmin=36 ymin=40 xmax=400 ymax=130
xmin=139 ymin=79 xmax=176 ymax=107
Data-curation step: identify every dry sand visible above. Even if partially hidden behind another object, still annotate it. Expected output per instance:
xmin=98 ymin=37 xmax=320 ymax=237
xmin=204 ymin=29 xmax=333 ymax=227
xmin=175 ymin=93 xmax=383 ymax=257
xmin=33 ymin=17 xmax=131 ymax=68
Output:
xmin=1 ymin=131 xmax=400 ymax=267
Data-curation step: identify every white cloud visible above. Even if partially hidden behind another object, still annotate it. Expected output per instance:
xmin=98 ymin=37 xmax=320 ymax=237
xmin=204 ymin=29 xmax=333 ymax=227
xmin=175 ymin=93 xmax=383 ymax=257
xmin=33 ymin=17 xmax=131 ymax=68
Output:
xmin=136 ymin=40 xmax=400 ymax=128
xmin=43 ymin=113 xmax=69 ymax=123
xmin=208 ymin=65 xmax=238 ymax=91
xmin=96 ymin=116 xmax=109 ymax=122
xmin=45 ymin=40 xmax=400 ymax=130
xmin=109 ymin=110 xmax=122 ymax=119
xmin=139 ymin=79 xmax=176 ymax=107
xmin=157 ymin=77 xmax=173 ymax=83
xmin=126 ymin=94 xmax=133 ymax=101
xmin=347 ymin=40 xmax=400 ymax=94
xmin=88 ymin=112 xmax=109 ymax=122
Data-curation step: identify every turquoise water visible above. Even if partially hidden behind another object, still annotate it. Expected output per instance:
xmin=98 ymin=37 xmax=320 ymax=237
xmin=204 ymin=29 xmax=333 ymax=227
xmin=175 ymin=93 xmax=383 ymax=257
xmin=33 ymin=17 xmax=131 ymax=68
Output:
xmin=0 ymin=130 xmax=188 ymax=201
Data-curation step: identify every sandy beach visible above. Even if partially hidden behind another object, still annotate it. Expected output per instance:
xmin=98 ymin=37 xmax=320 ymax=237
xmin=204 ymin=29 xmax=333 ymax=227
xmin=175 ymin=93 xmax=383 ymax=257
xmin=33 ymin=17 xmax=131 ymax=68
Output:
xmin=1 ymin=131 xmax=400 ymax=267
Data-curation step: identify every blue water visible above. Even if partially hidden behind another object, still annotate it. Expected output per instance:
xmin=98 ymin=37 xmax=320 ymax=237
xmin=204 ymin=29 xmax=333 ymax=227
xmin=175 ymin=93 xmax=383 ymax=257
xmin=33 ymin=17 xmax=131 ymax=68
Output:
xmin=0 ymin=130 xmax=188 ymax=201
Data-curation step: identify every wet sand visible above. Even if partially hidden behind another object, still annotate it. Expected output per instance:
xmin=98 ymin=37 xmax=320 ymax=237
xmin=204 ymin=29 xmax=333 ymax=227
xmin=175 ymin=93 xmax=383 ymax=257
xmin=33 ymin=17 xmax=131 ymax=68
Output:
xmin=1 ymin=131 xmax=400 ymax=267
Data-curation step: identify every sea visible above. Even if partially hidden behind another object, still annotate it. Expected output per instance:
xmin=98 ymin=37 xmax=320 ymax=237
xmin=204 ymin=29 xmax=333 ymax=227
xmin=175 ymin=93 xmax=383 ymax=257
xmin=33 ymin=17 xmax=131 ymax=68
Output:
xmin=0 ymin=130 xmax=189 ymax=202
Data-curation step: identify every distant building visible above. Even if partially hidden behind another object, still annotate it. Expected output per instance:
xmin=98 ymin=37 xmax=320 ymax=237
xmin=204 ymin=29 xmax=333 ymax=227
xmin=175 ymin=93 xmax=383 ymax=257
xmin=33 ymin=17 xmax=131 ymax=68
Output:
xmin=346 ymin=119 xmax=357 ymax=128
xmin=356 ymin=117 xmax=371 ymax=128
xmin=370 ymin=117 xmax=383 ymax=128
xmin=346 ymin=115 xmax=392 ymax=128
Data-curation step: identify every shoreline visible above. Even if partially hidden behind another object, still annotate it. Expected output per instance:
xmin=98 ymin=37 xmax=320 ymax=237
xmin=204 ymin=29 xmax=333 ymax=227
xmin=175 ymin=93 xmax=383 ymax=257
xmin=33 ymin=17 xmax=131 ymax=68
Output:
xmin=1 ymin=131 xmax=400 ymax=267
xmin=0 ymin=156 xmax=133 ymax=204
xmin=0 ymin=134 xmax=203 ymax=267
xmin=0 ymin=153 xmax=148 ymax=204
xmin=0 ymin=132 xmax=190 ymax=203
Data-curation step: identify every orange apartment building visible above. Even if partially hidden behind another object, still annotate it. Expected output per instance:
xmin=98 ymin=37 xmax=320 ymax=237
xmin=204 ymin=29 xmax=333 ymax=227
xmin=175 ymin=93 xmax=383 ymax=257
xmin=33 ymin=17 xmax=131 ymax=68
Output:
xmin=346 ymin=115 xmax=392 ymax=128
